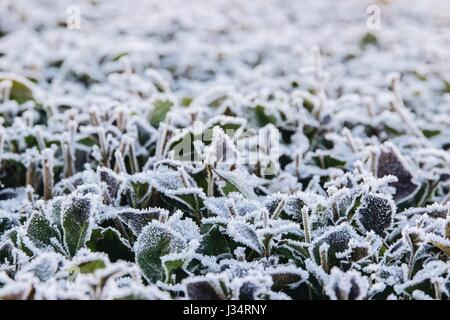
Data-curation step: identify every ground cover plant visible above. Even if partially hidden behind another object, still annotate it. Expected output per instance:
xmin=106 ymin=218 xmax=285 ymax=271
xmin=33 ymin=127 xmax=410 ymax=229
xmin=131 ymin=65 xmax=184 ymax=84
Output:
xmin=0 ymin=0 xmax=450 ymax=300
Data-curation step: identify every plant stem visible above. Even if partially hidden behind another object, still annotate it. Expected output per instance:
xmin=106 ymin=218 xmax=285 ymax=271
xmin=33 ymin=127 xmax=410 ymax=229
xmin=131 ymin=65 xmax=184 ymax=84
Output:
xmin=271 ymin=198 xmax=286 ymax=220
xmin=302 ymin=207 xmax=311 ymax=243
xmin=42 ymin=148 xmax=54 ymax=201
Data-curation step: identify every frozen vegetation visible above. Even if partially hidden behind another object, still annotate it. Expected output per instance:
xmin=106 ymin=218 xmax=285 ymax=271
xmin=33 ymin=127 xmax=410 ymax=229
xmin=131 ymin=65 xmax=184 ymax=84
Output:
xmin=0 ymin=0 xmax=450 ymax=300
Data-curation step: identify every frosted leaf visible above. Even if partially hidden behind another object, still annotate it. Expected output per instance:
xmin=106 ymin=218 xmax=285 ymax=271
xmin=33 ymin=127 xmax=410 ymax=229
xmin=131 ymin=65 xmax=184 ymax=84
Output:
xmin=61 ymin=195 xmax=95 ymax=257
xmin=266 ymin=265 xmax=308 ymax=291
xmin=255 ymin=207 xmax=299 ymax=234
xmin=324 ymin=268 xmax=369 ymax=300
xmin=411 ymin=290 xmax=433 ymax=300
xmin=199 ymin=224 xmax=231 ymax=257
xmin=149 ymin=98 xmax=174 ymax=128
xmin=25 ymin=212 xmax=62 ymax=252
xmin=164 ymin=128 xmax=196 ymax=161
xmin=204 ymin=115 xmax=247 ymax=140
xmin=0 ymin=278 xmax=34 ymax=300
xmin=0 ymin=188 xmax=18 ymax=201
xmin=167 ymin=211 xmax=200 ymax=242
xmin=53 ymin=170 xmax=98 ymax=197
xmin=310 ymin=224 xmax=357 ymax=267
xmin=104 ymin=282 xmax=170 ymax=300
xmin=204 ymin=196 xmax=261 ymax=218
xmin=304 ymin=259 xmax=329 ymax=286
xmin=86 ymin=227 xmax=134 ymax=262
xmin=401 ymin=203 xmax=449 ymax=219
xmin=233 ymin=199 xmax=262 ymax=217
xmin=98 ymin=167 xmax=124 ymax=205
xmin=117 ymin=207 xmax=166 ymax=236
xmin=227 ymin=220 xmax=263 ymax=255
xmin=21 ymin=252 xmax=61 ymax=282
xmin=284 ymin=193 xmax=307 ymax=217
xmin=44 ymin=197 xmax=64 ymax=231
xmin=443 ymin=275 xmax=450 ymax=298
xmin=427 ymin=233 xmax=450 ymax=255
xmin=328 ymin=188 xmax=358 ymax=220
xmin=135 ymin=221 xmax=187 ymax=282
xmin=151 ymin=165 xmax=204 ymax=197
xmin=402 ymin=227 xmax=425 ymax=256
xmin=395 ymin=261 xmax=449 ymax=296
xmin=335 ymin=235 xmax=379 ymax=262
xmin=152 ymin=165 xmax=185 ymax=192
xmin=0 ymin=0 xmax=450 ymax=300
xmin=368 ymin=282 xmax=387 ymax=298
xmin=65 ymin=250 xmax=110 ymax=277
xmin=356 ymin=193 xmax=396 ymax=235
xmin=185 ymin=279 xmax=224 ymax=300
xmin=0 ymin=211 xmax=18 ymax=237
xmin=285 ymin=191 xmax=328 ymax=218
xmin=149 ymin=166 xmax=204 ymax=214
xmin=75 ymin=183 xmax=102 ymax=196
xmin=237 ymin=281 xmax=259 ymax=300
xmin=214 ymin=168 xmax=262 ymax=199
xmin=376 ymin=144 xmax=420 ymax=203
xmin=204 ymin=197 xmax=231 ymax=218
xmin=0 ymin=73 xmax=38 ymax=104
xmin=229 ymin=273 xmax=275 ymax=300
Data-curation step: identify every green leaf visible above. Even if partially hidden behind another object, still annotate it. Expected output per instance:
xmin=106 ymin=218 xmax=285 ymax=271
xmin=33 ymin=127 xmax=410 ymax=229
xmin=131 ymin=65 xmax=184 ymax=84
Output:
xmin=443 ymin=79 xmax=450 ymax=93
xmin=163 ymin=257 xmax=185 ymax=283
xmin=422 ymin=129 xmax=440 ymax=138
xmin=218 ymin=179 xmax=241 ymax=196
xmin=112 ymin=52 xmax=128 ymax=61
xmin=78 ymin=259 xmax=106 ymax=274
xmin=76 ymin=136 xmax=97 ymax=147
xmin=24 ymin=135 xmax=39 ymax=149
xmin=214 ymin=169 xmax=257 ymax=198
xmin=149 ymin=99 xmax=173 ymax=127
xmin=204 ymin=117 xmax=246 ymax=139
xmin=62 ymin=196 xmax=94 ymax=257
xmin=181 ymin=97 xmax=193 ymax=107
xmin=0 ymin=215 xmax=17 ymax=237
xmin=135 ymin=222 xmax=187 ymax=282
xmin=360 ymin=32 xmax=378 ymax=48
xmin=303 ymin=99 xmax=314 ymax=112
xmin=254 ymin=105 xmax=277 ymax=127
xmin=86 ymin=227 xmax=134 ymax=262
xmin=26 ymin=213 xmax=62 ymax=252
xmin=117 ymin=208 xmax=163 ymax=236
xmin=165 ymin=131 xmax=196 ymax=161
xmin=0 ymin=159 xmax=26 ymax=188
xmin=67 ymin=256 xmax=108 ymax=278
xmin=0 ymin=74 xmax=35 ymax=104
xmin=313 ymin=155 xmax=346 ymax=169
xmin=199 ymin=225 xmax=230 ymax=256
